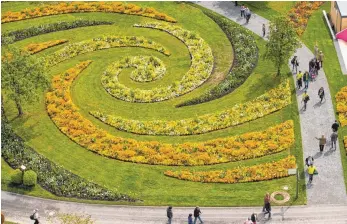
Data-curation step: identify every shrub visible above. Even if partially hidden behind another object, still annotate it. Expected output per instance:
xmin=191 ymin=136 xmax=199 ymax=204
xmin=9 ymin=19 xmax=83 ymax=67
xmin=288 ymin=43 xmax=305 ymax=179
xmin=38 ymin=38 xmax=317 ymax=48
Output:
xmin=23 ymin=170 xmax=37 ymax=186
xmin=10 ymin=169 xmax=23 ymax=185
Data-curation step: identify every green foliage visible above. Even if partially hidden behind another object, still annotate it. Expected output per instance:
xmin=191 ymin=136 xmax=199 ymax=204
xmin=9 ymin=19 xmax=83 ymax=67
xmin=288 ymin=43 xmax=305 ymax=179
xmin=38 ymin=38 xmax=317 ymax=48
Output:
xmin=23 ymin=170 xmax=37 ymax=186
xmin=48 ymin=213 xmax=94 ymax=224
xmin=1 ymin=20 xmax=114 ymax=44
xmin=1 ymin=46 xmax=49 ymax=116
xmin=10 ymin=169 xmax=22 ymax=185
xmin=264 ymin=16 xmax=300 ymax=75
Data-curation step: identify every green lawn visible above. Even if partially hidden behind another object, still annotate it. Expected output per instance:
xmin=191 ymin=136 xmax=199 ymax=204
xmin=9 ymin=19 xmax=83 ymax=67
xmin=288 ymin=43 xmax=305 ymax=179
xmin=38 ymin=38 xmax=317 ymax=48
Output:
xmin=301 ymin=2 xmax=347 ymax=188
xmin=241 ymin=1 xmax=295 ymax=21
xmin=2 ymin=2 xmax=305 ymax=206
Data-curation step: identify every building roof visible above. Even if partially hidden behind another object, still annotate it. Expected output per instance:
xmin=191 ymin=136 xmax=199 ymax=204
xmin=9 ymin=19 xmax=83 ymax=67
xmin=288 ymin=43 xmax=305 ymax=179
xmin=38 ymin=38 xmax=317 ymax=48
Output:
xmin=336 ymin=28 xmax=347 ymax=42
xmin=336 ymin=1 xmax=347 ymax=17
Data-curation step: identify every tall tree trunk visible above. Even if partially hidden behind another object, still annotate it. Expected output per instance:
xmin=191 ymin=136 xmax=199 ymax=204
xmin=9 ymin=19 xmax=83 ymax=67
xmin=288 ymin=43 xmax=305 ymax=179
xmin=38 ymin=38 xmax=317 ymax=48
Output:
xmin=14 ymin=98 xmax=23 ymax=117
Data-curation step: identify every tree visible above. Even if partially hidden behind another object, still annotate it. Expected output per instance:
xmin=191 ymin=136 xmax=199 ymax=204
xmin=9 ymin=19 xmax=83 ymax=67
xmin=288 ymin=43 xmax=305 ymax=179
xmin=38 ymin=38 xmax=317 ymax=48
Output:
xmin=1 ymin=46 xmax=49 ymax=116
xmin=264 ymin=16 xmax=301 ymax=76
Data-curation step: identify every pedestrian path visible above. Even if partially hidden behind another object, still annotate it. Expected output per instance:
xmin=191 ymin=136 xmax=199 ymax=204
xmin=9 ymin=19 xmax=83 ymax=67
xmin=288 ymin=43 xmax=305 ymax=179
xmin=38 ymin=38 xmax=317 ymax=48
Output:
xmin=197 ymin=1 xmax=347 ymax=205
xmin=2 ymin=191 xmax=347 ymax=224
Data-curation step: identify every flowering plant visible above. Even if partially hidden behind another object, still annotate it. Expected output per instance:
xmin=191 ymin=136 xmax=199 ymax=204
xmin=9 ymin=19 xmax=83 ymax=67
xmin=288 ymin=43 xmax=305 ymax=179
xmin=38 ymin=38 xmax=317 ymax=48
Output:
xmin=336 ymin=86 xmax=347 ymax=127
xmin=24 ymin=39 xmax=68 ymax=54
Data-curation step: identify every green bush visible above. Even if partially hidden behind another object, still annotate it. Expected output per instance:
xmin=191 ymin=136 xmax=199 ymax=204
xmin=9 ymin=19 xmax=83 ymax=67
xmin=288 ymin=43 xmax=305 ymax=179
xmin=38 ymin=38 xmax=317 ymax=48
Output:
xmin=23 ymin=170 xmax=37 ymax=186
xmin=10 ymin=169 xmax=23 ymax=185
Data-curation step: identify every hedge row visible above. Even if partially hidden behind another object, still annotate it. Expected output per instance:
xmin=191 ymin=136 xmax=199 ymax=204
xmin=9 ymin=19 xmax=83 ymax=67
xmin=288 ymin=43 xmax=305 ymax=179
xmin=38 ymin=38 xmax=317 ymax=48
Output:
xmin=1 ymin=118 xmax=135 ymax=202
xmin=176 ymin=5 xmax=258 ymax=107
xmin=2 ymin=20 xmax=114 ymax=45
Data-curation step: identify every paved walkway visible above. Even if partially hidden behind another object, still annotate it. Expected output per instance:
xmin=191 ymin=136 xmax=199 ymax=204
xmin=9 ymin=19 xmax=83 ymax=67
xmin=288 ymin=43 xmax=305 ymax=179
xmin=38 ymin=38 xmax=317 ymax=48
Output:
xmin=2 ymin=192 xmax=347 ymax=224
xmin=197 ymin=1 xmax=347 ymax=205
xmin=2 ymin=2 xmax=347 ymax=224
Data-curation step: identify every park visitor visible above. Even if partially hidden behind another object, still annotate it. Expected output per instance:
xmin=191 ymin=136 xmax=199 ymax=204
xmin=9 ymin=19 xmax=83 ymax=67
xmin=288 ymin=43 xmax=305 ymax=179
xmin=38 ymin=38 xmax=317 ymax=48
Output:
xmin=240 ymin=5 xmax=245 ymax=17
xmin=263 ymin=200 xmax=271 ymax=219
xmin=315 ymin=135 xmax=327 ymax=152
xmin=331 ymin=131 xmax=338 ymax=150
xmin=296 ymin=71 xmax=303 ymax=89
xmin=318 ymin=87 xmax=325 ymax=103
xmin=314 ymin=44 xmax=319 ymax=58
xmin=167 ymin=206 xmax=173 ymax=224
xmin=30 ymin=209 xmax=39 ymax=224
xmin=251 ymin=212 xmax=257 ymax=224
xmin=262 ymin=192 xmax=270 ymax=212
xmin=245 ymin=7 xmax=251 ymax=24
xmin=307 ymin=164 xmax=317 ymax=184
xmin=318 ymin=51 xmax=324 ymax=67
xmin=303 ymin=71 xmax=309 ymax=89
xmin=305 ymin=156 xmax=314 ymax=166
xmin=291 ymin=55 xmax=299 ymax=73
xmin=244 ymin=217 xmax=253 ymax=224
xmin=262 ymin=24 xmax=266 ymax=37
xmin=193 ymin=206 xmax=203 ymax=224
xmin=188 ymin=213 xmax=193 ymax=224
xmin=302 ymin=91 xmax=310 ymax=111
xmin=332 ymin=120 xmax=340 ymax=132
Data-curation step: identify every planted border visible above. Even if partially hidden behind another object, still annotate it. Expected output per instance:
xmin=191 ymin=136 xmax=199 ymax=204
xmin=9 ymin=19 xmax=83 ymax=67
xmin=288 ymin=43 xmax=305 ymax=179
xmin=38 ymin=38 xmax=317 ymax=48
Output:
xmin=1 ymin=20 xmax=114 ymax=45
xmin=91 ymin=80 xmax=291 ymax=136
xmin=176 ymin=5 xmax=258 ymax=107
xmin=44 ymin=36 xmax=170 ymax=68
xmin=336 ymin=86 xmax=347 ymax=127
xmin=101 ymin=22 xmax=213 ymax=103
xmin=24 ymin=39 xmax=68 ymax=54
xmin=1 ymin=118 xmax=135 ymax=202
xmin=164 ymin=156 xmax=296 ymax=184
xmin=46 ymin=63 xmax=294 ymax=165
xmin=1 ymin=2 xmax=176 ymax=24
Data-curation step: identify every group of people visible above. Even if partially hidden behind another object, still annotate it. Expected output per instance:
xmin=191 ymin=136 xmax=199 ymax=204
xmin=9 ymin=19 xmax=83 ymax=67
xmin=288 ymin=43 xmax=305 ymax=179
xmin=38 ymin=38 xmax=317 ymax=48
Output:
xmin=240 ymin=5 xmax=252 ymax=23
xmin=244 ymin=192 xmax=271 ymax=223
xmin=167 ymin=206 xmax=203 ymax=224
xmin=306 ymin=120 xmax=340 ymax=184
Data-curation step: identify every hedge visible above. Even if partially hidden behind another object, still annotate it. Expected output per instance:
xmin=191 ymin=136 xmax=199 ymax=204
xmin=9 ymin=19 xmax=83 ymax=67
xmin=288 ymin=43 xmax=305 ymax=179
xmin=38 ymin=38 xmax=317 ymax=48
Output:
xmin=1 ymin=20 xmax=114 ymax=45
xmin=176 ymin=4 xmax=258 ymax=107
xmin=10 ymin=169 xmax=22 ymax=185
xmin=23 ymin=170 xmax=37 ymax=186
xmin=1 ymin=118 xmax=135 ymax=202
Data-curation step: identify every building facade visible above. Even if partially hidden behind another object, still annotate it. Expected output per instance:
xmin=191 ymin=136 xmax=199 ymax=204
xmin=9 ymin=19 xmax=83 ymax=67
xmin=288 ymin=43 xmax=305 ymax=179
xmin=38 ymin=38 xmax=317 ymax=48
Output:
xmin=331 ymin=1 xmax=347 ymax=33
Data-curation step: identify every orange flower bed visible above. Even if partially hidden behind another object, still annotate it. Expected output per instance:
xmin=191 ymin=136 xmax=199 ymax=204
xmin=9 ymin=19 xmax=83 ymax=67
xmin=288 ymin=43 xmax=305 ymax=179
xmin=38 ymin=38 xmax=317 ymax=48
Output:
xmin=164 ymin=156 xmax=296 ymax=183
xmin=336 ymin=86 xmax=347 ymax=127
xmin=288 ymin=1 xmax=324 ymax=36
xmin=344 ymin=136 xmax=347 ymax=155
xmin=24 ymin=39 xmax=68 ymax=54
xmin=46 ymin=62 xmax=295 ymax=166
xmin=1 ymin=2 xmax=176 ymax=23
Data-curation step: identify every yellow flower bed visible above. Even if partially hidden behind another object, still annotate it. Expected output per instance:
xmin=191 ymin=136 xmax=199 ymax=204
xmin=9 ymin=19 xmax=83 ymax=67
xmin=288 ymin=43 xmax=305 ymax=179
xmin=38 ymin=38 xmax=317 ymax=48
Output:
xmin=344 ymin=136 xmax=347 ymax=155
xmin=164 ymin=155 xmax=296 ymax=183
xmin=46 ymin=63 xmax=294 ymax=166
xmin=91 ymin=80 xmax=291 ymax=135
xmin=336 ymin=86 xmax=347 ymax=127
xmin=1 ymin=2 xmax=176 ymax=23
xmin=24 ymin=39 xmax=68 ymax=54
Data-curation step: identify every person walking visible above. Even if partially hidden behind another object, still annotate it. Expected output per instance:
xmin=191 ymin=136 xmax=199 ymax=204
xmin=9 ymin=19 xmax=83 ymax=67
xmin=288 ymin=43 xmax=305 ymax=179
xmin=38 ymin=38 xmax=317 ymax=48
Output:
xmin=332 ymin=120 xmax=340 ymax=132
xmin=30 ymin=209 xmax=39 ymax=224
xmin=318 ymin=51 xmax=324 ymax=67
xmin=245 ymin=7 xmax=251 ymax=24
xmin=296 ymin=71 xmax=303 ymax=89
xmin=305 ymin=156 xmax=314 ymax=166
xmin=167 ymin=206 xmax=173 ymax=224
xmin=240 ymin=5 xmax=245 ymax=18
xmin=188 ymin=213 xmax=193 ymax=224
xmin=193 ymin=206 xmax=203 ymax=224
xmin=307 ymin=164 xmax=317 ymax=184
xmin=302 ymin=91 xmax=310 ymax=111
xmin=303 ymin=71 xmax=309 ymax=89
xmin=331 ymin=131 xmax=338 ymax=150
xmin=251 ymin=213 xmax=257 ymax=224
xmin=262 ymin=24 xmax=266 ymax=37
xmin=315 ymin=135 xmax=327 ymax=152
xmin=318 ymin=87 xmax=325 ymax=103
xmin=291 ymin=56 xmax=299 ymax=73
xmin=314 ymin=44 xmax=319 ymax=58
xmin=262 ymin=192 xmax=270 ymax=212
xmin=264 ymin=200 xmax=271 ymax=219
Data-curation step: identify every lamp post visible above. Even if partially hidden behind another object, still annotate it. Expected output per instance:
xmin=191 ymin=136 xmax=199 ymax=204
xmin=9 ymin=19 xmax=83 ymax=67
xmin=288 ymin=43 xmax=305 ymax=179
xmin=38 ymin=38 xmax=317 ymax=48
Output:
xmin=20 ymin=165 xmax=26 ymax=184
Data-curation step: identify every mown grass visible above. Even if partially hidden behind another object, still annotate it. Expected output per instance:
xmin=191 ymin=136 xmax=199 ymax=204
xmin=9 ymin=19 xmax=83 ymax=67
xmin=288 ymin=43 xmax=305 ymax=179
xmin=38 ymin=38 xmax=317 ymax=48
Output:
xmin=2 ymin=2 xmax=305 ymax=206
xmin=241 ymin=1 xmax=295 ymax=21
xmin=301 ymin=2 xmax=347 ymax=189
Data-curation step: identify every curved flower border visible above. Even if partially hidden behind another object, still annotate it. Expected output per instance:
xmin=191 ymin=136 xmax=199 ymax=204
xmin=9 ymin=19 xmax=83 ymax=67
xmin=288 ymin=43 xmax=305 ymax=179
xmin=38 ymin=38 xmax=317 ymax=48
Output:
xmin=2 ymin=2 xmax=176 ymax=23
xmin=101 ymin=22 xmax=214 ymax=103
xmin=24 ymin=39 xmax=68 ymax=54
xmin=164 ymin=156 xmax=296 ymax=184
xmin=46 ymin=63 xmax=294 ymax=166
xmin=91 ymin=80 xmax=291 ymax=136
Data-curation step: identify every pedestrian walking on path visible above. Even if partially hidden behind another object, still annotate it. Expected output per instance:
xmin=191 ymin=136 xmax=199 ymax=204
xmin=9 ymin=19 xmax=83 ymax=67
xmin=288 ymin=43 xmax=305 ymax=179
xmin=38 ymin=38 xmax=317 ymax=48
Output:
xmin=315 ymin=135 xmax=327 ymax=152
xmin=318 ymin=51 xmax=324 ymax=67
xmin=296 ymin=71 xmax=303 ymax=89
xmin=303 ymin=71 xmax=309 ymax=89
xmin=240 ymin=5 xmax=245 ymax=18
xmin=30 ymin=209 xmax=39 ymax=224
xmin=245 ymin=7 xmax=251 ymax=24
xmin=262 ymin=24 xmax=266 ymax=37
xmin=188 ymin=213 xmax=193 ymax=224
xmin=302 ymin=91 xmax=310 ymax=111
xmin=193 ymin=206 xmax=203 ymax=224
xmin=305 ymin=156 xmax=314 ymax=166
xmin=291 ymin=56 xmax=299 ymax=73
xmin=307 ymin=164 xmax=317 ymax=184
xmin=167 ymin=206 xmax=173 ymax=224
xmin=251 ymin=212 xmax=257 ymax=224
xmin=331 ymin=131 xmax=338 ymax=150
xmin=332 ymin=120 xmax=340 ymax=132
xmin=318 ymin=87 xmax=325 ymax=103
xmin=262 ymin=193 xmax=270 ymax=212
xmin=314 ymin=44 xmax=319 ymax=58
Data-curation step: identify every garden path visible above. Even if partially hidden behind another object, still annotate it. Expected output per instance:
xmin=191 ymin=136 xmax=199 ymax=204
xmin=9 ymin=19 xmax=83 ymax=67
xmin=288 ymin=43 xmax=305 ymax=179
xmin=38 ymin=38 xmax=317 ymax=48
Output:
xmin=197 ymin=1 xmax=347 ymax=205
xmin=2 ymin=191 xmax=347 ymax=224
